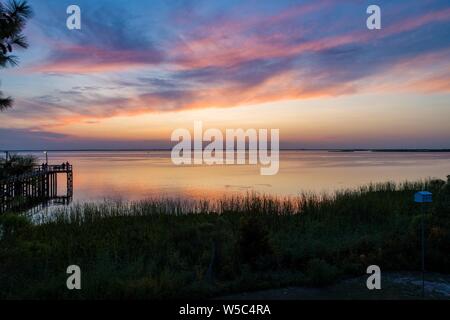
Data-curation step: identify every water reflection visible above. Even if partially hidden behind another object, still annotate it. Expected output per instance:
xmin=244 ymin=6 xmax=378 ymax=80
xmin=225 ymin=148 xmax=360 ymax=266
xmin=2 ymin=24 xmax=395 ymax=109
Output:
xmin=17 ymin=150 xmax=450 ymax=206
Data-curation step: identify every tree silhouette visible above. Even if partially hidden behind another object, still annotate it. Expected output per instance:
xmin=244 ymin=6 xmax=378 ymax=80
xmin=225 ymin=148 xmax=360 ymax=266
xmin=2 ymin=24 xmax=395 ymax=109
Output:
xmin=0 ymin=0 xmax=32 ymax=111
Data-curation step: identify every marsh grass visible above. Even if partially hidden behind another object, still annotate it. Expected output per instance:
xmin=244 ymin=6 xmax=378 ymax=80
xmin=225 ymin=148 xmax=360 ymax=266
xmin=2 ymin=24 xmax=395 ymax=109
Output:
xmin=1 ymin=179 xmax=449 ymax=299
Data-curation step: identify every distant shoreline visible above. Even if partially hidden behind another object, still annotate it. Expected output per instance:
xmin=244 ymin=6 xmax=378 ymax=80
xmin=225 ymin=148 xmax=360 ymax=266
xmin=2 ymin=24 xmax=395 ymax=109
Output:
xmin=1 ymin=148 xmax=450 ymax=153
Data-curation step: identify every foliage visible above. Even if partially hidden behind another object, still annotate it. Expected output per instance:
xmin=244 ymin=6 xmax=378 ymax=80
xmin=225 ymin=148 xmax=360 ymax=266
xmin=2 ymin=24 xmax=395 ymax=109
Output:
xmin=0 ymin=178 xmax=449 ymax=299
xmin=0 ymin=0 xmax=32 ymax=111
xmin=0 ymin=153 xmax=37 ymax=180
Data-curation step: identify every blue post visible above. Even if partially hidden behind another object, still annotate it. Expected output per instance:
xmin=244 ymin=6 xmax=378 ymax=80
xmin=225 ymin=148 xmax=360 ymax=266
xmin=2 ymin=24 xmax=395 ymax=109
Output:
xmin=414 ymin=191 xmax=432 ymax=299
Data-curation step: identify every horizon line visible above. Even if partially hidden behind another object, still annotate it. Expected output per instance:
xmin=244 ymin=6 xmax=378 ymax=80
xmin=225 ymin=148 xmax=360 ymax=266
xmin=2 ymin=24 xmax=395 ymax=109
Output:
xmin=2 ymin=148 xmax=450 ymax=153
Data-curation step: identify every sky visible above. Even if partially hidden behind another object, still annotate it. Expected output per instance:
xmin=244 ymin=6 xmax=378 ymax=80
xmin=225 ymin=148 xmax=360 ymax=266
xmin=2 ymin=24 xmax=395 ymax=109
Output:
xmin=0 ymin=0 xmax=449 ymax=150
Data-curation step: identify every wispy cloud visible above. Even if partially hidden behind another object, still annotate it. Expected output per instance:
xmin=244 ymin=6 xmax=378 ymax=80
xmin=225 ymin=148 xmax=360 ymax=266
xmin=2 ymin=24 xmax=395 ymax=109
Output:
xmin=2 ymin=0 xmax=450 ymax=148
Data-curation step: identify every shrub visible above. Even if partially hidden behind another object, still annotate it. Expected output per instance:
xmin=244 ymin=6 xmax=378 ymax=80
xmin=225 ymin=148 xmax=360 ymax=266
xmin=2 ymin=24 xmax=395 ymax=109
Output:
xmin=238 ymin=215 xmax=274 ymax=270
xmin=305 ymin=258 xmax=338 ymax=286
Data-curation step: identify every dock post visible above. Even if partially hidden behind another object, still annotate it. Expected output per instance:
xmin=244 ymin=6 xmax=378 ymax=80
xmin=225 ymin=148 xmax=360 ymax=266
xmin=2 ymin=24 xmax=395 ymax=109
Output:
xmin=67 ymin=170 xmax=73 ymax=197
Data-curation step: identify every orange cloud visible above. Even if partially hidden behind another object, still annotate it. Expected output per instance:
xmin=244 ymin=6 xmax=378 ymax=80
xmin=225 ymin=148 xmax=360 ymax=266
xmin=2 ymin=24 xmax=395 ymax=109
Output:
xmin=29 ymin=44 xmax=163 ymax=74
xmin=173 ymin=8 xmax=450 ymax=70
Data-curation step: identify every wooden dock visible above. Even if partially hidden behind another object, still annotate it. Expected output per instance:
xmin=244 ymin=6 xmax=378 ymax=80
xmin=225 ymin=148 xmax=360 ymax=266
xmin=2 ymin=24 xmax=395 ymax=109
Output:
xmin=0 ymin=163 xmax=73 ymax=213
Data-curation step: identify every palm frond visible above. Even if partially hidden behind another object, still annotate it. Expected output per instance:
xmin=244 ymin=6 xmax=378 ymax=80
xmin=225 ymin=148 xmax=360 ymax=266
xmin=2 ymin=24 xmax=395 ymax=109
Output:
xmin=0 ymin=1 xmax=33 ymax=42
xmin=5 ymin=0 xmax=33 ymax=20
xmin=0 ymin=53 xmax=18 ymax=67
xmin=9 ymin=33 xmax=28 ymax=48
xmin=0 ymin=91 xmax=13 ymax=111
xmin=0 ymin=1 xmax=32 ymax=112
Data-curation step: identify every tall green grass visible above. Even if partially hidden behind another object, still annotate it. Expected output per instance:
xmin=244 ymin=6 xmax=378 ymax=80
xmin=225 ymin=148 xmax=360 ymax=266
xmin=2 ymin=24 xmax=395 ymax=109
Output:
xmin=1 ymin=178 xmax=449 ymax=299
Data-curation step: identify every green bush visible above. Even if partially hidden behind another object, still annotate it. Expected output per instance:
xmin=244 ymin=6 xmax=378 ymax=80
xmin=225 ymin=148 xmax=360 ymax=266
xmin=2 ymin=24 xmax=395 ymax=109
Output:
xmin=0 ymin=154 xmax=37 ymax=180
xmin=305 ymin=258 xmax=338 ymax=286
xmin=238 ymin=215 xmax=275 ymax=271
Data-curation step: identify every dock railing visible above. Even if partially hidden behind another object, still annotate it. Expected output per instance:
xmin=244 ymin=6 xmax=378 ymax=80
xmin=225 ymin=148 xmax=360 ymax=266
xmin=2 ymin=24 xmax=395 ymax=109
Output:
xmin=0 ymin=163 xmax=73 ymax=213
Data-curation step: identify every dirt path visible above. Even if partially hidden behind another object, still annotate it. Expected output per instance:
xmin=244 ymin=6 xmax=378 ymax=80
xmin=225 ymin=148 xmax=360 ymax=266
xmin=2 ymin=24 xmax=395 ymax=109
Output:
xmin=218 ymin=272 xmax=450 ymax=300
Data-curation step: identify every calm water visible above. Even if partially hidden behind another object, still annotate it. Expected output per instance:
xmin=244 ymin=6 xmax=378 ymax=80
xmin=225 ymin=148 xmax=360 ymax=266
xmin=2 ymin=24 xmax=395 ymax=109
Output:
xmin=21 ymin=150 xmax=450 ymax=204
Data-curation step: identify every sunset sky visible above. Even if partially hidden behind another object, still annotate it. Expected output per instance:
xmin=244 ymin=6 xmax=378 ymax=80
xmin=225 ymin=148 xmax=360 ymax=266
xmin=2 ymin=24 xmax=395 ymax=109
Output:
xmin=0 ymin=0 xmax=449 ymax=150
